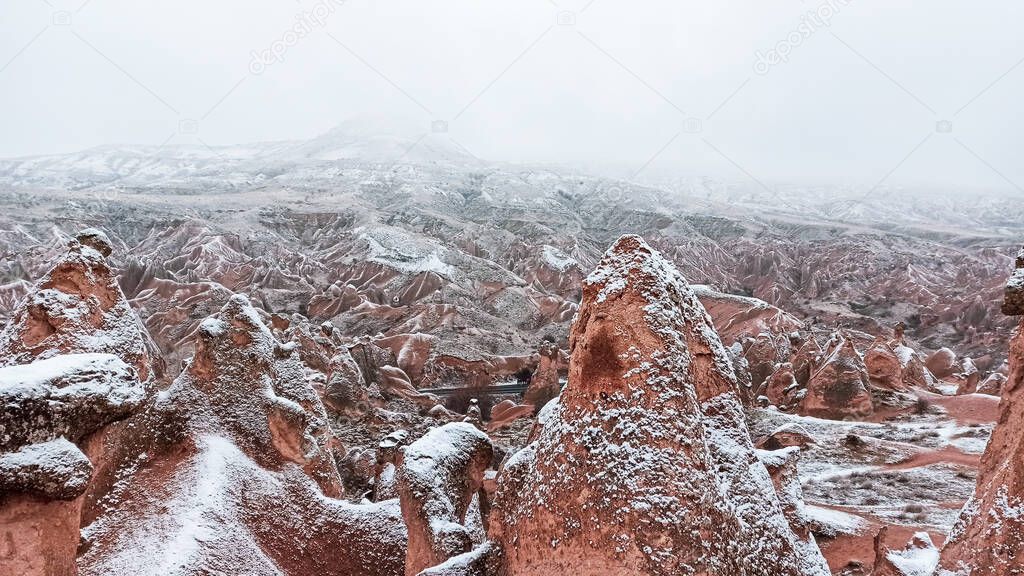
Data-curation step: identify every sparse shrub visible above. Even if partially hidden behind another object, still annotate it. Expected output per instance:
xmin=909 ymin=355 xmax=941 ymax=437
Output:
xmin=904 ymin=504 xmax=924 ymax=513
xmin=913 ymin=397 xmax=931 ymax=414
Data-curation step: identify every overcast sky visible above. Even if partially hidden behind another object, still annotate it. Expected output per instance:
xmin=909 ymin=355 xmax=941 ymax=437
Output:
xmin=2 ymin=0 xmax=1022 ymax=191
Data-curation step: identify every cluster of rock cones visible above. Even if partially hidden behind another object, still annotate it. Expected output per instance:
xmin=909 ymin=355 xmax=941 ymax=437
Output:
xmin=1 ymin=230 xmax=1022 ymax=575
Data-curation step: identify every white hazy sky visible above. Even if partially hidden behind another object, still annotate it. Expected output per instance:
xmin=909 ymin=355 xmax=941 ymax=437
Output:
xmin=1 ymin=0 xmax=1022 ymax=191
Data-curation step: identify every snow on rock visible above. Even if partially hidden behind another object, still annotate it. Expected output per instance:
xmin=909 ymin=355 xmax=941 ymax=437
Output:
xmin=926 ymin=347 xmax=958 ymax=381
xmin=80 ymin=433 xmax=408 ymax=576
xmin=0 ymin=437 xmax=93 ymax=500
xmin=0 ymin=353 xmax=144 ymax=451
xmin=1001 ymin=246 xmax=1023 ymax=316
xmin=874 ymin=527 xmax=938 ymax=576
xmin=398 ymin=422 xmax=493 ymax=576
xmin=804 ymin=504 xmax=868 ymax=538
xmin=491 ymin=235 xmax=829 ymax=576
xmin=0 ymin=230 xmax=164 ymax=382
xmin=77 ymin=295 xmax=409 ymax=576
xmin=417 ymin=541 xmax=502 ymax=576
xmin=755 ymin=446 xmax=826 ymax=572
xmin=935 ymin=311 xmax=1024 ymax=575
xmin=802 ymin=333 xmax=873 ymax=420
xmin=160 ymin=293 xmax=342 ymax=495
xmin=756 ymin=422 xmax=816 ymax=450
xmin=0 ymin=353 xmax=145 ymax=576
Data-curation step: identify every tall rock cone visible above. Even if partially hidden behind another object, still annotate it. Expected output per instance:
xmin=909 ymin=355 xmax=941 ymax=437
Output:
xmin=934 ymin=261 xmax=1024 ymax=576
xmin=0 ymin=229 xmax=164 ymax=382
xmin=802 ymin=333 xmax=873 ymax=420
xmin=78 ymin=295 xmax=407 ymax=576
xmin=491 ymin=235 xmax=829 ymax=576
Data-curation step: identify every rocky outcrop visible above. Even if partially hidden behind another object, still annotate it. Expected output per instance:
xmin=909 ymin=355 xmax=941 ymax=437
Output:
xmin=926 ymin=347 xmax=958 ymax=380
xmin=324 ymin=347 xmax=374 ymax=414
xmin=1001 ymin=247 xmax=1023 ymax=315
xmin=491 ymin=235 xmax=829 ymax=576
xmin=873 ymin=527 xmax=937 ymax=576
xmin=935 ymin=262 xmax=1024 ymax=576
xmin=0 ymin=354 xmax=146 ymax=576
xmin=522 ymin=340 xmax=564 ymax=408
xmin=757 ymin=423 xmax=816 ymax=450
xmin=762 ymin=362 xmax=803 ymax=408
xmin=791 ymin=336 xmax=822 ymax=387
xmin=757 ymin=447 xmax=817 ymax=550
xmin=398 ymin=422 xmax=493 ymax=576
xmin=78 ymin=295 xmax=408 ymax=576
xmin=865 ymin=338 xmax=904 ymax=390
xmin=977 ymin=372 xmax=1006 ymax=396
xmin=0 ymin=229 xmax=163 ymax=382
xmin=803 ymin=334 xmax=874 ymax=420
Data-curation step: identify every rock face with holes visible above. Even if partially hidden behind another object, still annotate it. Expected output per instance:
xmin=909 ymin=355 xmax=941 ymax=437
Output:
xmin=398 ymin=422 xmax=493 ymax=576
xmin=490 ymin=235 xmax=829 ymax=576
xmin=935 ymin=267 xmax=1024 ymax=576
xmin=802 ymin=334 xmax=874 ymax=420
xmin=0 ymin=229 xmax=163 ymax=382
xmin=926 ymin=347 xmax=958 ymax=381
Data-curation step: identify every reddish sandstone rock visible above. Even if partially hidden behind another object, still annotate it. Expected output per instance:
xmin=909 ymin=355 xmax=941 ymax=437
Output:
xmin=743 ymin=332 xmax=784 ymax=391
xmin=491 ymin=235 xmax=828 ymax=576
xmin=954 ymin=357 xmax=981 ymax=395
xmin=977 ymin=372 xmax=1006 ymax=397
xmin=0 ymin=354 xmax=145 ymax=576
xmin=324 ymin=347 xmax=376 ymax=414
xmin=894 ymin=344 xmax=939 ymax=391
xmin=935 ymin=273 xmax=1024 ymax=575
xmin=864 ymin=339 xmax=904 ymax=390
xmin=398 ymin=422 xmax=493 ymax=576
xmin=0 ymin=230 xmax=164 ymax=382
xmin=757 ymin=446 xmax=818 ymax=550
xmin=78 ymin=295 xmax=408 ymax=576
xmin=803 ymin=335 xmax=874 ymax=420
xmin=926 ymin=347 xmax=958 ymax=380
xmin=487 ymin=400 xmax=534 ymax=432
xmin=791 ymin=336 xmax=823 ymax=387
xmin=1001 ymin=246 xmax=1023 ymax=315
xmin=762 ymin=362 xmax=803 ymax=408
xmin=522 ymin=340 xmax=565 ymax=408
xmin=873 ymin=527 xmax=937 ymax=576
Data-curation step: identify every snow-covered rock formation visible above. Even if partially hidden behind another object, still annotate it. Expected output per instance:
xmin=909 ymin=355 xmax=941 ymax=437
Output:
xmin=934 ymin=265 xmax=1024 ymax=575
xmin=490 ymin=235 xmax=830 ymax=576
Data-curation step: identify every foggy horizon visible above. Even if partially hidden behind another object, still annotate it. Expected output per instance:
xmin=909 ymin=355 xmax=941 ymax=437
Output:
xmin=3 ymin=1 xmax=1023 ymax=192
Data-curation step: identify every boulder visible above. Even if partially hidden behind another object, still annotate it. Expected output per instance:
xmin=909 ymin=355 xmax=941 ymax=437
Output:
xmin=864 ymin=339 xmax=904 ymax=390
xmin=0 ymin=231 xmax=163 ymax=382
xmin=977 ymin=372 xmax=1006 ymax=397
xmin=398 ymin=423 xmax=493 ymax=576
xmin=926 ymin=347 xmax=958 ymax=380
xmin=0 ymin=354 xmax=145 ymax=576
xmin=757 ymin=422 xmax=816 ymax=450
